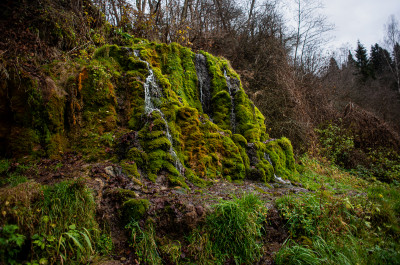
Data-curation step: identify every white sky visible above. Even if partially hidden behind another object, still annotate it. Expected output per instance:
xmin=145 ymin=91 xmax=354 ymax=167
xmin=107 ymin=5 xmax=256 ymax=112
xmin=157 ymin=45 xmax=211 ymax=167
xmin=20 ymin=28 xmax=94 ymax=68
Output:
xmin=321 ymin=0 xmax=400 ymax=51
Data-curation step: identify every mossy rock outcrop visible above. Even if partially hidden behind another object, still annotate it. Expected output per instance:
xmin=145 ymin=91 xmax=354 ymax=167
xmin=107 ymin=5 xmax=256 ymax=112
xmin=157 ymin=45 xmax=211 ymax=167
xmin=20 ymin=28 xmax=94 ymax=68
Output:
xmin=121 ymin=198 xmax=150 ymax=224
xmin=0 ymin=40 xmax=296 ymax=184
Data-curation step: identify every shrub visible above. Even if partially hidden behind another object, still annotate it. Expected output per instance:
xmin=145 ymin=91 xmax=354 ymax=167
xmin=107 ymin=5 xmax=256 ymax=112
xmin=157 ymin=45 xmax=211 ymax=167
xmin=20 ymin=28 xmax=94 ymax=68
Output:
xmin=0 ymin=224 xmax=25 ymax=265
xmin=315 ymin=123 xmax=354 ymax=167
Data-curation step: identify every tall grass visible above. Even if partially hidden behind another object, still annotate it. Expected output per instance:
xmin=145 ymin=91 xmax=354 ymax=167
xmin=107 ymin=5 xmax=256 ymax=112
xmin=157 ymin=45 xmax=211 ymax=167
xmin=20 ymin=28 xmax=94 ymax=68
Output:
xmin=276 ymin=162 xmax=400 ymax=265
xmin=28 ymin=180 xmax=99 ymax=264
xmin=33 ymin=180 xmax=99 ymax=264
xmin=188 ymin=193 xmax=267 ymax=264
xmin=0 ymin=179 xmax=100 ymax=264
xmin=276 ymin=235 xmax=364 ymax=265
xmin=126 ymin=221 xmax=161 ymax=265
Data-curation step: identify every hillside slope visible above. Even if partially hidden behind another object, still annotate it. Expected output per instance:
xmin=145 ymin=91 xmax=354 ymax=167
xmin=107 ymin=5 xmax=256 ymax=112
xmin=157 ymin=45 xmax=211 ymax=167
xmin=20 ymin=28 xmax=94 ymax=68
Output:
xmin=0 ymin=40 xmax=296 ymax=184
xmin=0 ymin=19 xmax=299 ymax=263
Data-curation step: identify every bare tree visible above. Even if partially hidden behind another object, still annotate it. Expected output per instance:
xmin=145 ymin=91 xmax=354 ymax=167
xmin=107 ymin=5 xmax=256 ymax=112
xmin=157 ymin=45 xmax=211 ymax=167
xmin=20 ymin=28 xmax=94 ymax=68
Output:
xmin=291 ymin=0 xmax=334 ymax=75
xmin=384 ymin=15 xmax=400 ymax=93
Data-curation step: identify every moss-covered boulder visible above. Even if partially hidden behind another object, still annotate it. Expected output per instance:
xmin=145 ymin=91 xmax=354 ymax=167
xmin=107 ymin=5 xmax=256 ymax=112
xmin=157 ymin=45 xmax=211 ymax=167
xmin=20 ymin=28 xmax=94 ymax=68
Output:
xmin=121 ymin=198 xmax=150 ymax=224
xmin=0 ymin=39 xmax=296 ymax=183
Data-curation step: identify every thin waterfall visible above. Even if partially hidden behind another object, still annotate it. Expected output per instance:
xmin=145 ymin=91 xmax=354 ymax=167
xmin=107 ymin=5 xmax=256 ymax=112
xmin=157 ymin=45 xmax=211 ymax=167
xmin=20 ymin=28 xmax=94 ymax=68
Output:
xmin=264 ymin=153 xmax=291 ymax=184
xmin=134 ymin=50 xmax=185 ymax=176
xmin=224 ymin=69 xmax=237 ymax=133
xmin=194 ymin=54 xmax=212 ymax=116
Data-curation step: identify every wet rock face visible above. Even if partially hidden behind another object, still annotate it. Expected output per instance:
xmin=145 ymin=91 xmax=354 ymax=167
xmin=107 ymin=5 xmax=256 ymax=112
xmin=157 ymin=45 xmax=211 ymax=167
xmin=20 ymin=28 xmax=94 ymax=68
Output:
xmin=246 ymin=143 xmax=261 ymax=166
xmin=195 ymin=53 xmax=212 ymax=116
xmin=224 ymin=71 xmax=241 ymax=95
xmin=224 ymin=69 xmax=238 ymax=133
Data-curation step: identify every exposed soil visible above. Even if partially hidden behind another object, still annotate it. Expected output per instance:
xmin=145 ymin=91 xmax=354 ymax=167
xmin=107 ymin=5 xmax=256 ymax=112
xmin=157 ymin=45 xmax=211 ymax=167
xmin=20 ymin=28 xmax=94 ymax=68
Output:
xmin=21 ymin=153 xmax=309 ymax=264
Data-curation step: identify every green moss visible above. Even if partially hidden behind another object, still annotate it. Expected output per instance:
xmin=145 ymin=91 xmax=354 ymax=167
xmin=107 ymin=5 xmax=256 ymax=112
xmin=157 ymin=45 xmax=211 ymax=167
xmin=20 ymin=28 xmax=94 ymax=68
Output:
xmin=277 ymin=137 xmax=296 ymax=172
xmin=93 ymin=45 xmax=126 ymax=67
xmin=3 ymin=72 xmax=54 ymax=157
xmin=211 ymin=90 xmax=232 ymax=130
xmin=264 ymin=137 xmax=296 ymax=179
xmin=255 ymin=161 xmax=274 ymax=183
xmin=88 ymin=43 xmax=294 ymax=184
xmin=115 ymin=188 xmax=138 ymax=202
xmin=232 ymin=134 xmax=247 ymax=147
xmin=185 ymin=169 xmax=212 ymax=188
xmin=145 ymin=137 xmax=172 ymax=151
xmin=46 ymin=89 xmax=66 ymax=133
xmin=80 ymin=63 xmax=117 ymax=112
xmin=121 ymin=161 xmax=141 ymax=179
xmin=2 ymin=41 xmax=297 ymax=188
xmin=46 ymin=133 xmax=68 ymax=158
xmin=8 ymin=127 xmax=40 ymax=157
xmin=147 ymin=149 xmax=169 ymax=161
xmin=121 ymin=198 xmax=150 ymax=224
xmin=127 ymin=147 xmax=148 ymax=168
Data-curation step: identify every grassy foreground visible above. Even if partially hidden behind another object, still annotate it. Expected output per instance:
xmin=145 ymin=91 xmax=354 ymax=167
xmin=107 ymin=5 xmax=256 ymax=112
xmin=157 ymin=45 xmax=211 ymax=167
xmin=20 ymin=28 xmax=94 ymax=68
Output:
xmin=0 ymin=155 xmax=399 ymax=264
xmin=276 ymin=155 xmax=400 ymax=265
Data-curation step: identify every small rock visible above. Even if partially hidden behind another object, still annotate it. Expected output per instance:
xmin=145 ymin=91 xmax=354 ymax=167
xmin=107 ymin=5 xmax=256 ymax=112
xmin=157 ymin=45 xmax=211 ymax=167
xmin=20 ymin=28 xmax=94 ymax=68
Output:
xmin=187 ymin=203 xmax=195 ymax=212
xmin=195 ymin=205 xmax=204 ymax=216
xmin=132 ymin=185 xmax=142 ymax=190
xmin=104 ymin=166 xmax=116 ymax=177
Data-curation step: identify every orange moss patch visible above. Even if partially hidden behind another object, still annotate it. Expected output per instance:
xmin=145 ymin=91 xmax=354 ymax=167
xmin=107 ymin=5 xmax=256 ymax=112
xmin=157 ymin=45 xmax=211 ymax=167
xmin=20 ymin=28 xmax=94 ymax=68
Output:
xmin=77 ymin=68 xmax=88 ymax=92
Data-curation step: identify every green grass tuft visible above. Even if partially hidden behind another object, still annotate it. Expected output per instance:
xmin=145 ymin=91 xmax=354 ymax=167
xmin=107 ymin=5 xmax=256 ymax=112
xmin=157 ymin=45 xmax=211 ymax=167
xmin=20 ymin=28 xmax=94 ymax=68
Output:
xmin=188 ymin=193 xmax=267 ymax=264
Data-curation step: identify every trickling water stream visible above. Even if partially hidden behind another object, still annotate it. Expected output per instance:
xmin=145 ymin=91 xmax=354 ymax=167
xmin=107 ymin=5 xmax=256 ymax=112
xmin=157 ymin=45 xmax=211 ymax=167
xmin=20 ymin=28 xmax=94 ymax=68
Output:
xmin=224 ymin=69 xmax=237 ymax=133
xmin=264 ymin=153 xmax=291 ymax=184
xmin=134 ymin=50 xmax=185 ymax=176
xmin=194 ymin=54 xmax=212 ymax=116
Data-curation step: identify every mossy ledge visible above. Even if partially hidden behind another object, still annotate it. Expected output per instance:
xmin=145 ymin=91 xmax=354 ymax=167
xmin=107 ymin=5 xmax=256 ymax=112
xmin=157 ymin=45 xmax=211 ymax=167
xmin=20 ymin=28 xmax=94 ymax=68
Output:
xmin=0 ymin=40 xmax=296 ymax=184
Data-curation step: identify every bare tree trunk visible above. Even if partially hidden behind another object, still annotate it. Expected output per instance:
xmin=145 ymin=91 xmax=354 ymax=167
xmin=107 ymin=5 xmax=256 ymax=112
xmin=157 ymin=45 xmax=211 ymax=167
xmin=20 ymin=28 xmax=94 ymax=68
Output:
xmin=111 ymin=0 xmax=121 ymax=25
xmin=384 ymin=16 xmax=400 ymax=93
xmin=181 ymin=0 xmax=190 ymax=22
xmin=247 ymin=0 xmax=256 ymax=27
xmin=136 ymin=0 xmax=142 ymax=11
xmin=213 ymin=0 xmax=227 ymax=31
xmin=294 ymin=0 xmax=301 ymax=66
xmin=149 ymin=0 xmax=161 ymax=15
xmin=142 ymin=0 xmax=147 ymax=13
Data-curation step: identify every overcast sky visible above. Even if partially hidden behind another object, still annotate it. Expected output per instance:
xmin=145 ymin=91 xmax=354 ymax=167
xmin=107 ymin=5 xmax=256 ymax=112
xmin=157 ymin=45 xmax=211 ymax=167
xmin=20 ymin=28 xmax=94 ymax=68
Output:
xmin=321 ymin=0 xmax=400 ymax=51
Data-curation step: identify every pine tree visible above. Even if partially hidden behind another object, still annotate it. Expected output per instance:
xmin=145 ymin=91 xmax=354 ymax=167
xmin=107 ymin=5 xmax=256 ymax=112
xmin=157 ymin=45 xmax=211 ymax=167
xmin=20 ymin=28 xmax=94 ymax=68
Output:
xmin=347 ymin=51 xmax=356 ymax=67
xmin=370 ymin=44 xmax=381 ymax=76
xmin=355 ymin=41 xmax=372 ymax=81
xmin=328 ymin=57 xmax=339 ymax=72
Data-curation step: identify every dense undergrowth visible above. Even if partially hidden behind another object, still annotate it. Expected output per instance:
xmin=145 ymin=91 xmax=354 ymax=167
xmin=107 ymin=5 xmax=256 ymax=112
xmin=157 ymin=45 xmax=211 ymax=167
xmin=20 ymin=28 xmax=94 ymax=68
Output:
xmin=0 ymin=178 xmax=101 ymax=264
xmin=276 ymin=156 xmax=400 ymax=265
xmin=316 ymin=120 xmax=400 ymax=184
xmin=2 ymin=151 xmax=399 ymax=264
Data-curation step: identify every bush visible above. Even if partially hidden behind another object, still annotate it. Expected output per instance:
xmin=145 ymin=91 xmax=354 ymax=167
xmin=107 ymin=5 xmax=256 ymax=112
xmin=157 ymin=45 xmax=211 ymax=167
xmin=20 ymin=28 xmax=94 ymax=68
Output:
xmin=0 ymin=224 xmax=25 ymax=265
xmin=315 ymin=123 xmax=354 ymax=168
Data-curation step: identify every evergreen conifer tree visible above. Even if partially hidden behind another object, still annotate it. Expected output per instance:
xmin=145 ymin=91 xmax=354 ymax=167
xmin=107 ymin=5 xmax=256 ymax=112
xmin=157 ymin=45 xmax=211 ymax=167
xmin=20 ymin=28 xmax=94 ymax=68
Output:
xmin=355 ymin=41 xmax=372 ymax=80
xmin=347 ymin=51 xmax=356 ymax=67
